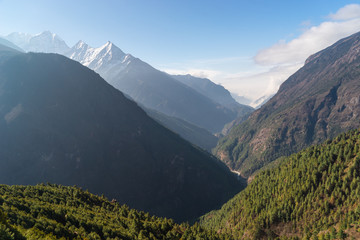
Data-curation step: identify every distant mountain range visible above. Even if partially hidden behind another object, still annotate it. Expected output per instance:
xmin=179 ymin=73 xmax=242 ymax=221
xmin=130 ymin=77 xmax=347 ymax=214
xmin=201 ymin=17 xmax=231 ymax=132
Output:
xmin=5 ymin=31 xmax=69 ymax=54
xmin=4 ymin=31 xmax=253 ymax=135
xmin=64 ymin=40 xmax=250 ymax=133
xmin=215 ymin=31 xmax=360 ymax=176
xmin=230 ymin=93 xmax=252 ymax=105
xmin=0 ymin=46 xmax=242 ymax=222
xmin=65 ymin=40 xmax=131 ymax=77
xmin=231 ymin=92 xmax=273 ymax=109
xmin=171 ymin=74 xmax=251 ymax=112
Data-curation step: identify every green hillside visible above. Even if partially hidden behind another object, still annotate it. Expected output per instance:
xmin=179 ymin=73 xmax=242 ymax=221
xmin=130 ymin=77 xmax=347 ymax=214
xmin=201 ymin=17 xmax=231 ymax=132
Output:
xmin=202 ymin=129 xmax=360 ymax=239
xmin=215 ymin=32 xmax=360 ymax=177
xmin=0 ymin=184 xmax=232 ymax=240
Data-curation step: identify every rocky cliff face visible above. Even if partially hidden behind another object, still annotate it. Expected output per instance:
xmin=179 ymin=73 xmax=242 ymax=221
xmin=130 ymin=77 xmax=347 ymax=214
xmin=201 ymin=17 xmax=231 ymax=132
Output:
xmin=215 ymin=31 xmax=360 ymax=177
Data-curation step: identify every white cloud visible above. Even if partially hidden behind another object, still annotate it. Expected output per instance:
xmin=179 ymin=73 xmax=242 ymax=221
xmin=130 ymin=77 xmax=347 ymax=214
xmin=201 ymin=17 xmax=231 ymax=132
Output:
xmin=220 ymin=64 xmax=303 ymax=101
xmin=162 ymin=4 xmax=360 ymax=107
xmin=255 ymin=18 xmax=360 ymax=66
xmin=242 ymin=3 xmax=360 ymax=106
xmin=329 ymin=4 xmax=360 ymax=20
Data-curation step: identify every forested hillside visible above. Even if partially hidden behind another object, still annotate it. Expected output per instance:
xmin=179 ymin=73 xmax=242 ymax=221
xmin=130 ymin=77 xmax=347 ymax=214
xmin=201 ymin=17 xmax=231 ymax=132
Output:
xmin=0 ymin=184 xmax=232 ymax=240
xmin=202 ymin=129 xmax=360 ymax=239
xmin=215 ymin=32 xmax=360 ymax=177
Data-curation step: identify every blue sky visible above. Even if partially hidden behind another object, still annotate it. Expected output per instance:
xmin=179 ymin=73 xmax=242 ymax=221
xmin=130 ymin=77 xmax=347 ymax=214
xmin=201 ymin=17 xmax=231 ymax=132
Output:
xmin=1 ymin=0 xmax=360 ymax=103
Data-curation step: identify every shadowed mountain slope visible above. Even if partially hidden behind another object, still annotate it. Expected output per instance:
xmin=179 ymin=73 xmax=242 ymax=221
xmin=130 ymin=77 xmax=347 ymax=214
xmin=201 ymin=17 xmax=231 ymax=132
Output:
xmin=0 ymin=49 xmax=242 ymax=222
xmin=145 ymin=108 xmax=219 ymax=152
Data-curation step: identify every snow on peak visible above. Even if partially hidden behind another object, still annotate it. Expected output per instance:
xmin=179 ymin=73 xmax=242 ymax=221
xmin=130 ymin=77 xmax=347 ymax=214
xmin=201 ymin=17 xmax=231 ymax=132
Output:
xmin=27 ymin=31 xmax=69 ymax=54
xmin=66 ymin=41 xmax=132 ymax=76
xmin=73 ymin=40 xmax=89 ymax=50
xmin=5 ymin=31 xmax=69 ymax=54
xmin=5 ymin=31 xmax=134 ymax=81
xmin=5 ymin=32 xmax=32 ymax=48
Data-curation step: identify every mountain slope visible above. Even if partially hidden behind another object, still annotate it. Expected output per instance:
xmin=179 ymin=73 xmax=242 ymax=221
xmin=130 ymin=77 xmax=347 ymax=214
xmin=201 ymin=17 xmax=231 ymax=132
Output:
xmin=66 ymin=41 xmax=238 ymax=133
xmin=231 ymin=93 xmax=252 ymax=106
xmin=66 ymin=40 xmax=132 ymax=76
xmin=111 ymin=58 xmax=237 ymax=133
xmin=5 ymin=31 xmax=69 ymax=53
xmin=172 ymin=74 xmax=253 ymax=112
xmin=0 ymin=49 xmax=242 ymax=222
xmin=145 ymin=108 xmax=218 ymax=152
xmin=0 ymin=184 xmax=232 ymax=239
xmin=202 ymin=129 xmax=360 ymax=239
xmin=0 ymin=37 xmax=23 ymax=52
xmin=215 ymin=31 xmax=360 ymax=176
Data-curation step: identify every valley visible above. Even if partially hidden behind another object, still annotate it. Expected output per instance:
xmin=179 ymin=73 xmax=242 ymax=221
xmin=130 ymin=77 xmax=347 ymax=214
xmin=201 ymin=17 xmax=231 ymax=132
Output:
xmin=1 ymin=2 xmax=360 ymax=239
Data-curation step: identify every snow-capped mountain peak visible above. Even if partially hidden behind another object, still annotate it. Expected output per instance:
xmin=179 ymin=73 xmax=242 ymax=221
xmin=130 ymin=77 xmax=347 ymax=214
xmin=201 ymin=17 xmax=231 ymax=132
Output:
xmin=66 ymin=41 xmax=133 ymax=79
xmin=4 ymin=31 xmax=69 ymax=54
xmin=73 ymin=40 xmax=89 ymax=50
xmin=5 ymin=31 xmax=134 ymax=83
xmin=104 ymin=41 xmax=113 ymax=48
xmin=5 ymin=32 xmax=32 ymax=47
xmin=34 ymin=30 xmax=55 ymax=39
xmin=28 ymin=31 xmax=69 ymax=54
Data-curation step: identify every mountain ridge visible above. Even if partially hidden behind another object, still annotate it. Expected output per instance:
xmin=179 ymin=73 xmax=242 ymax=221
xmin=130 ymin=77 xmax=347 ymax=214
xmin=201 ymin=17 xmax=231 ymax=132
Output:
xmin=215 ymin=31 xmax=360 ymax=176
xmin=0 ymin=48 xmax=242 ymax=222
xmin=5 ymin=31 xmax=69 ymax=54
xmin=4 ymin=32 xmax=251 ymax=134
xmin=145 ymin=107 xmax=219 ymax=152
xmin=63 ymin=39 xmax=239 ymax=133
xmin=201 ymin=129 xmax=360 ymax=239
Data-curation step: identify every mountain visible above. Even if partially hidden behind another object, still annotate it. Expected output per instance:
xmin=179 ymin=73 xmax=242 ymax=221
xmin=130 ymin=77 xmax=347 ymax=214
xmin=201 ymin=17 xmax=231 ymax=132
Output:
xmin=5 ymin=32 xmax=32 ymax=46
xmin=0 ymin=37 xmax=23 ymax=52
xmin=0 ymin=47 xmax=242 ymax=222
xmin=65 ymin=40 xmax=132 ymax=76
xmin=0 ymin=43 xmax=22 ymax=62
xmin=219 ymin=111 xmax=252 ymax=137
xmin=145 ymin=108 xmax=218 ymax=152
xmin=65 ymin=41 xmax=238 ymax=133
xmin=230 ymin=93 xmax=252 ymax=106
xmin=215 ymin=31 xmax=360 ymax=177
xmin=0 ymin=43 xmax=19 ymax=54
xmin=5 ymin=31 xmax=70 ymax=53
xmin=171 ymin=74 xmax=253 ymax=113
xmin=0 ymin=184 xmax=232 ymax=239
xmin=171 ymin=75 xmax=254 ymax=135
xmin=251 ymin=93 xmax=274 ymax=109
xmin=201 ymin=129 xmax=360 ymax=239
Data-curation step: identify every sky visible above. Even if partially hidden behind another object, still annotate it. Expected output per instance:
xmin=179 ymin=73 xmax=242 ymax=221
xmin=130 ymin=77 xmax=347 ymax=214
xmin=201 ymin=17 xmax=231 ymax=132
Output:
xmin=1 ymin=0 xmax=360 ymax=105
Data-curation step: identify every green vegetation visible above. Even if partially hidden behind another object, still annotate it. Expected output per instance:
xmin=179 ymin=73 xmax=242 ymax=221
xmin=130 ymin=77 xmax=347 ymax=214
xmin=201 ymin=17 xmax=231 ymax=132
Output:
xmin=215 ymin=32 xmax=360 ymax=177
xmin=202 ymin=129 xmax=360 ymax=239
xmin=0 ymin=184 xmax=232 ymax=240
